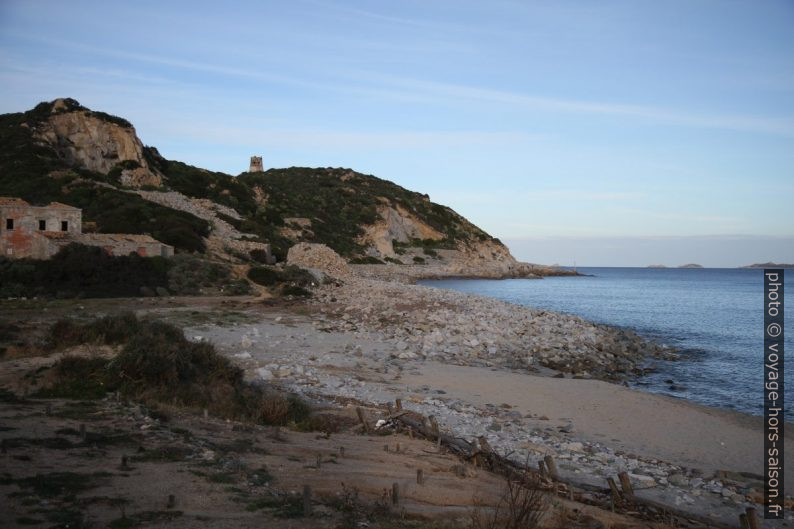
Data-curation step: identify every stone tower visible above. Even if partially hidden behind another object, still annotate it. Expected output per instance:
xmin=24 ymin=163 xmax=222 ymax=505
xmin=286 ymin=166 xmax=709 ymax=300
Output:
xmin=249 ymin=156 xmax=263 ymax=173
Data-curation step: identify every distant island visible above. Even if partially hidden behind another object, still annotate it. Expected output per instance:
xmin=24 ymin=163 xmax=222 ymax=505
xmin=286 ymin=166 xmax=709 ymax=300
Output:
xmin=646 ymin=263 xmax=703 ymax=269
xmin=741 ymin=262 xmax=794 ymax=269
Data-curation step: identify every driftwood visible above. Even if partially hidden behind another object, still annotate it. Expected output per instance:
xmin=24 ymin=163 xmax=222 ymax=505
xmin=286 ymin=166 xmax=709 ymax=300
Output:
xmin=372 ymin=399 xmax=740 ymax=529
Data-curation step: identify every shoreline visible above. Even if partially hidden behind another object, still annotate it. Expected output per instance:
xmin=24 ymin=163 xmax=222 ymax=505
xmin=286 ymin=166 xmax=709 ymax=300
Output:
xmin=1 ymin=266 xmax=791 ymax=525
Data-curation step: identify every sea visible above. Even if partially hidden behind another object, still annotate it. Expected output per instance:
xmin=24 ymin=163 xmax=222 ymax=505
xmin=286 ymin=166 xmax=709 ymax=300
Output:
xmin=420 ymin=267 xmax=792 ymax=421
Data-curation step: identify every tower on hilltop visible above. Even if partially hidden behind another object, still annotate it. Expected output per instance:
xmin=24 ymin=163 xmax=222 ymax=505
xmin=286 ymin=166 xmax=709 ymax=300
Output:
xmin=249 ymin=156 xmax=263 ymax=173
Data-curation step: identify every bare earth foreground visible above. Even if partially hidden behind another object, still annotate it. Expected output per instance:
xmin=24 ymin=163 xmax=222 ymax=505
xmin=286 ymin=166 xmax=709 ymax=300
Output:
xmin=1 ymin=270 xmax=792 ymax=528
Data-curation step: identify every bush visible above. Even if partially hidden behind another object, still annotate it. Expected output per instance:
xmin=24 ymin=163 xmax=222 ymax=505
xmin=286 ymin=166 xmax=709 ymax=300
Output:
xmin=167 ymin=254 xmax=250 ymax=295
xmin=40 ymin=314 xmax=311 ymax=426
xmin=47 ymin=312 xmax=140 ymax=349
xmin=0 ymin=244 xmax=169 ymax=299
xmin=349 ymin=256 xmax=385 ymax=264
xmin=248 ymin=265 xmax=315 ymax=290
xmin=412 ymin=256 xmax=426 ymax=264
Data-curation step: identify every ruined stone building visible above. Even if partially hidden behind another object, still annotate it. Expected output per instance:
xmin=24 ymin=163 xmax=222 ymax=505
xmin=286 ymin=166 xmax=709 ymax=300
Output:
xmin=249 ymin=155 xmax=264 ymax=173
xmin=0 ymin=197 xmax=174 ymax=259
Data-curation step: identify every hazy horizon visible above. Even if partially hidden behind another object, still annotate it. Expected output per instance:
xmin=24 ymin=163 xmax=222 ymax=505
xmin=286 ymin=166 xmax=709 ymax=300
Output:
xmin=1 ymin=0 xmax=792 ymax=267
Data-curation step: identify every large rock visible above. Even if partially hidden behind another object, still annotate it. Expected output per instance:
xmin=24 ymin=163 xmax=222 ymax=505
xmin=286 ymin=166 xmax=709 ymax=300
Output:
xmin=33 ymin=98 xmax=162 ymax=187
xmin=287 ymin=243 xmax=351 ymax=279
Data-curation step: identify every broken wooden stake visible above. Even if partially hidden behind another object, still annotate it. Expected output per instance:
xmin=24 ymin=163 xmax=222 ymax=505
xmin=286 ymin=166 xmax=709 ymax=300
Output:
xmin=203 ymin=408 xmax=208 ymax=419
xmin=745 ymin=507 xmax=760 ymax=529
xmin=537 ymin=459 xmax=547 ymax=477
xmin=167 ymin=494 xmax=176 ymax=509
xmin=120 ymin=455 xmax=129 ymax=471
xmin=392 ymin=482 xmax=400 ymax=505
xmin=338 ymin=446 xmax=345 ymax=457
xmin=316 ymin=454 xmax=322 ymax=468
xmin=543 ymin=455 xmax=559 ymax=481
xmin=384 ymin=444 xmax=389 ymax=452
xmin=79 ymin=424 xmax=86 ymax=441
xmin=356 ymin=407 xmax=371 ymax=434
xmin=303 ymin=485 xmax=312 ymax=516
xmin=395 ymin=442 xmax=400 ymax=453
xmin=407 ymin=426 xmax=413 ymax=439
xmin=606 ymin=477 xmax=621 ymax=502
xmin=617 ymin=471 xmax=634 ymax=497
xmin=416 ymin=469 xmax=424 ymax=485
xmin=395 ymin=398 xmax=402 ymax=410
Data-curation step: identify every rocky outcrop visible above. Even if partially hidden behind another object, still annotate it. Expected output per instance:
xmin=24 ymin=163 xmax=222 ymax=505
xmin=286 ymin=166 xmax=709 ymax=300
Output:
xmin=32 ymin=98 xmax=162 ymax=187
xmin=359 ymin=204 xmax=445 ymax=256
xmin=287 ymin=243 xmax=351 ymax=278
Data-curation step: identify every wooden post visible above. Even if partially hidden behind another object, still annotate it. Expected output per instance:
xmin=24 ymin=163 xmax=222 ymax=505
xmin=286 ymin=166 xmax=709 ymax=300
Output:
xmin=356 ymin=407 xmax=371 ymax=434
xmin=303 ymin=485 xmax=312 ymax=516
xmin=416 ymin=469 xmax=424 ymax=485
xmin=392 ymin=482 xmax=400 ymax=505
xmin=167 ymin=494 xmax=176 ymax=509
xmin=537 ymin=459 xmax=547 ymax=477
xmin=745 ymin=507 xmax=760 ymax=529
xmin=739 ymin=513 xmax=750 ymax=529
xmin=618 ymin=472 xmax=634 ymax=497
xmin=120 ymin=455 xmax=129 ymax=470
xmin=606 ymin=477 xmax=621 ymax=502
xmin=407 ymin=426 xmax=413 ymax=439
xmin=395 ymin=442 xmax=400 ymax=453
xmin=395 ymin=398 xmax=402 ymax=410
xmin=338 ymin=446 xmax=345 ymax=457
xmin=543 ymin=455 xmax=559 ymax=481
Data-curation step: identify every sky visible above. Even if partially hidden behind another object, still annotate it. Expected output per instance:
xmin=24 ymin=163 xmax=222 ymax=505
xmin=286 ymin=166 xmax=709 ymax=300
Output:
xmin=0 ymin=0 xmax=792 ymax=267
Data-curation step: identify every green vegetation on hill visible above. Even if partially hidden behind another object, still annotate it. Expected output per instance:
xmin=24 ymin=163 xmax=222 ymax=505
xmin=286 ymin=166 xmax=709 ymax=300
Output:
xmin=1 ymin=99 xmax=502 ymax=261
xmin=0 ymin=106 xmax=209 ymax=253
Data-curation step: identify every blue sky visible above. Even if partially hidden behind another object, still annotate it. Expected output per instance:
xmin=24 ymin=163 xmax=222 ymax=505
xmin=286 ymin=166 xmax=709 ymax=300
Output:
xmin=1 ymin=0 xmax=792 ymax=266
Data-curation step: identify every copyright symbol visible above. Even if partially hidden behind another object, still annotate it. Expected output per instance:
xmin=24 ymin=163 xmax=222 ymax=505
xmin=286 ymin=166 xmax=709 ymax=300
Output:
xmin=767 ymin=323 xmax=782 ymax=338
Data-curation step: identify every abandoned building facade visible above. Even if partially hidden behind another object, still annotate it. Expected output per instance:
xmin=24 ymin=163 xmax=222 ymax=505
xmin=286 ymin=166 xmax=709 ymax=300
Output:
xmin=0 ymin=197 xmax=174 ymax=259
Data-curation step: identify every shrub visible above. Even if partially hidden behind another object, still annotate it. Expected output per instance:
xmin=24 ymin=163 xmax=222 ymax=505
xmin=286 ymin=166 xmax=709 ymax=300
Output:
xmin=47 ymin=312 xmax=141 ymax=349
xmin=412 ymin=256 xmax=426 ymax=264
xmin=349 ymin=256 xmax=385 ymax=265
xmin=40 ymin=314 xmax=311 ymax=426
xmin=247 ymin=266 xmax=281 ymax=286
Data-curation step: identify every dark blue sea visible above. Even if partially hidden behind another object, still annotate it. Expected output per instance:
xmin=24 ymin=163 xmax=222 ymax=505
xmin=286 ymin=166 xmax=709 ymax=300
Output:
xmin=420 ymin=268 xmax=792 ymax=420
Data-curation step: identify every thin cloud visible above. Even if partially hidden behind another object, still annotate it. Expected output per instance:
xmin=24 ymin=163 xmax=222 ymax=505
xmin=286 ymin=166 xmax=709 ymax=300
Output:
xmin=366 ymin=75 xmax=794 ymax=137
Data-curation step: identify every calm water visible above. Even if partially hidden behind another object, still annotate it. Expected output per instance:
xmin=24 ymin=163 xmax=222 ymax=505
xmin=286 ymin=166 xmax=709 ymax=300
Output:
xmin=421 ymin=268 xmax=792 ymax=420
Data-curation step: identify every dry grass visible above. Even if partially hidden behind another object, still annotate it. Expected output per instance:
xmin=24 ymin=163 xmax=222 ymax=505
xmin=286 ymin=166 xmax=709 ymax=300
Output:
xmin=470 ymin=470 xmax=547 ymax=529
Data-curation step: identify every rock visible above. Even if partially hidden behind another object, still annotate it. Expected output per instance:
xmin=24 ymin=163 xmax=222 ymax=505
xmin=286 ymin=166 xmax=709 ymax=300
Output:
xmin=628 ymin=473 xmax=656 ymax=488
xmin=287 ymin=243 xmax=351 ymax=278
xmin=668 ymin=473 xmax=689 ymax=487
xmin=562 ymin=442 xmax=584 ymax=452
xmin=256 ymin=367 xmax=273 ymax=380
xmin=33 ymin=99 xmax=163 ymax=187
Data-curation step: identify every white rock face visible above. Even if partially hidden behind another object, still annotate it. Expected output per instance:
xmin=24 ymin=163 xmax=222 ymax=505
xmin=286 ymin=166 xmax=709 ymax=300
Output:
xmin=33 ymin=99 xmax=162 ymax=187
xmin=287 ymin=243 xmax=351 ymax=278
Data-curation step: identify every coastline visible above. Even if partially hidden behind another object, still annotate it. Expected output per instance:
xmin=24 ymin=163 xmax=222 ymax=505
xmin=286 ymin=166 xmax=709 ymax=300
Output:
xmin=1 ymin=265 xmax=789 ymax=525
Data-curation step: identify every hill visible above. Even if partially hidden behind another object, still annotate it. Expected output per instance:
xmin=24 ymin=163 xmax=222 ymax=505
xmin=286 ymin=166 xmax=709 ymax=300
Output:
xmin=0 ymin=98 xmax=526 ymax=277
